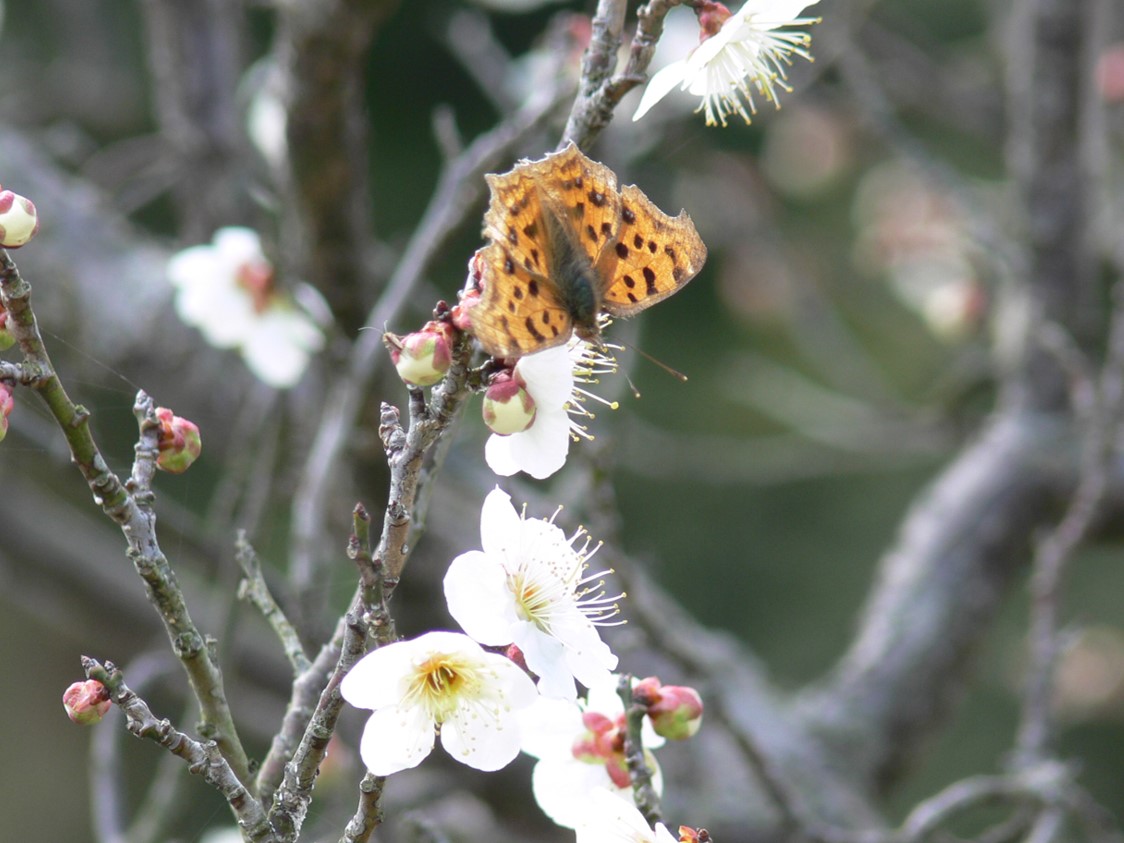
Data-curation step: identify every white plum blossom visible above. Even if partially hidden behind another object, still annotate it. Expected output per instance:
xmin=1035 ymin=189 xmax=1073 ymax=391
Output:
xmin=444 ymin=487 xmax=621 ymax=699
xmin=485 ymin=333 xmax=619 ymax=479
xmin=633 ymin=0 xmax=820 ymax=127
xmin=520 ymin=679 xmax=664 ymax=829
xmin=340 ymin=631 xmax=537 ymax=775
xmin=573 ymin=789 xmax=679 ymax=843
xmin=167 ymin=227 xmax=326 ymax=389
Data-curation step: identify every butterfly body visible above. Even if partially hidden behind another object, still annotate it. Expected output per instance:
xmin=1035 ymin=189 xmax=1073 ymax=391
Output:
xmin=471 ymin=142 xmax=707 ymax=359
xmin=542 ymin=206 xmax=601 ymax=341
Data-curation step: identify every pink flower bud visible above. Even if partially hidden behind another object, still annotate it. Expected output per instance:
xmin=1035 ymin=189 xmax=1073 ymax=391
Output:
xmin=0 ymin=382 xmax=13 ymax=442
xmin=581 ymin=710 xmax=616 ymax=735
xmin=451 ymin=286 xmax=481 ymax=333
xmin=0 ymin=383 xmax=13 ymax=442
xmin=0 ymin=303 xmax=14 ymax=351
xmin=636 ymin=677 xmax=704 ymax=740
xmin=453 ymin=250 xmax=486 ymax=328
xmin=384 ymin=321 xmax=454 ymax=387
xmin=503 ymin=643 xmax=529 ymax=673
xmin=694 ymin=1 xmax=733 ymax=39
xmin=482 ymin=370 xmax=536 ymax=434
xmin=0 ymin=186 xmax=40 ymax=248
xmin=604 ymin=753 xmax=631 ymax=789
xmin=154 ymin=407 xmax=202 ymax=473
xmin=63 ymin=680 xmax=111 ymax=725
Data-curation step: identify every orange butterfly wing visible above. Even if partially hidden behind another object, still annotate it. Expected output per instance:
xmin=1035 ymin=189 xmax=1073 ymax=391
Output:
xmin=598 ymin=183 xmax=707 ymax=317
xmin=474 ymin=164 xmax=574 ymax=358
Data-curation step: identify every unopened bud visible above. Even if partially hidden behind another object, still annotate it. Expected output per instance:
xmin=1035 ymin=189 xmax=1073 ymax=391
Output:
xmin=0 ymin=383 xmax=12 ymax=442
xmin=451 ymin=286 xmax=481 ymax=333
xmin=635 ymin=677 xmax=704 ymax=740
xmin=0 ymin=303 xmax=14 ymax=351
xmin=483 ymin=371 xmax=536 ymax=434
xmin=63 ymin=680 xmax=111 ymax=725
xmin=0 ymin=186 xmax=40 ymax=248
xmin=154 ymin=407 xmax=202 ymax=473
xmin=453 ymin=251 xmax=486 ymax=332
xmin=503 ymin=644 xmax=530 ymax=675
xmin=695 ymin=1 xmax=733 ymax=39
xmin=678 ymin=827 xmax=710 ymax=843
xmin=384 ymin=321 xmax=454 ymax=387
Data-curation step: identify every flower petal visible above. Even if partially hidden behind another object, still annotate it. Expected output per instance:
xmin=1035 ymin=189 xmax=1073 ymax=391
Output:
xmin=518 ymin=694 xmax=585 ymax=759
xmin=242 ymin=318 xmax=313 ymax=388
xmin=479 ymin=487 xmax=522 ymax=558
xmin=357 ymin=704 xmax=435 ymax=775
xmin=516 ymin=621 xmax=578 ymax=699
xmin=340 ymin=643 xmax=415 ymax=710
xmin=516 ymin=345 xmax=574 ymax=407
xmin=502 ymin=407 xmax=571 ymax=479
xmin=532 ymin=756 xmax=629 ymax=829
xmin=444 ymin=550 xmax=520 ymax=645
xmin=633 ymin=60 xmax=690 ymax=121
xmin=484 ymin=433 xmax=522 ymax=476
xmin=439 ymin=654 xmax=537 ymax=771
xmin=440 ymin=700 xmax=524 ymax=772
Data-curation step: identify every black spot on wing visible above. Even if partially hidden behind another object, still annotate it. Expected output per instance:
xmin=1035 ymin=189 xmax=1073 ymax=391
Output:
xmin=524 ymin=316 xmax=546 ymax=343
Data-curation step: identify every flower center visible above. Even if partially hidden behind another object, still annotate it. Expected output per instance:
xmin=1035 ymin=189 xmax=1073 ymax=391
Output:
xmin=236 ymin=257 xmax=276 ymax=313
xmin=511 ymin=571 xmax=555 ymax=631
xmin=409 ymin=653 xmax=479 ymax=723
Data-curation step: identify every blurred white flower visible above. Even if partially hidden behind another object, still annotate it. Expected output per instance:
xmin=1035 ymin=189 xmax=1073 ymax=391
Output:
xmin=340 ymin=631 xmax=537 ymax=775
xmin=633 ymin=0 xmax=820 ymax=127
xmin=167 ymin=227 xmax=326 ymax=388
xmin=444 ymin=487 xmax=620 ymax=699
xmin=852 ymin=162 xmax=985 ymax=342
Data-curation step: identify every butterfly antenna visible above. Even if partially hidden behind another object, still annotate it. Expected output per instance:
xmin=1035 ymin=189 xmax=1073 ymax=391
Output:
xmin=623 ymin=341 xmax=689 ymax=383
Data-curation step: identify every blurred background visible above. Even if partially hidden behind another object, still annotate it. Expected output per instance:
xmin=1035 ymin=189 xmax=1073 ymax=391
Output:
xmin=2 ymin=0 xmax=1123 ymax=841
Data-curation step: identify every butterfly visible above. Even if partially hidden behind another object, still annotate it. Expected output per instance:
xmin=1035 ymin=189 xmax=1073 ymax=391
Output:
xmin=469 ymin=142 xmax=707 ymax=358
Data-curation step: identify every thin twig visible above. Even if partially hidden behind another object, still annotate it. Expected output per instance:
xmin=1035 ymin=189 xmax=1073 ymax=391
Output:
xmin=339 ymin=772 xmax=386 ymax=843
xmin=236 ymin=532 xmax=311 ymax=675
xmin=0 ymin=251 xmax=252 ymax=785
xmin=266 ymin=590 xmax=372 ymax=842
xmin=1015 ymin=283 xmax=1124 ymax=763
xmin=562 ymin=0 xmax=684 ymax=149
xmin=617 ymin=674 xmax=663 ymax=826
xmin=83 ymin=658 xmax=273 ymax=842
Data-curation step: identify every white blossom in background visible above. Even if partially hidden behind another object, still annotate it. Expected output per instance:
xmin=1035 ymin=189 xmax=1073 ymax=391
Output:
xmin=484 ymin=333 xmax=619 ymax=479
xmin=167 ymin=227 xmax=326 ymax=389
xmin=573 ymin=789 xmax=679 ymax=843
xmin=444 ymin=488 xmax=621 ymax=699
xmin=633 ymin=0 xmax=820 ymax=127
xmin=340 ymin=631 xmax=537 ymax=775
xmin=520 ymin=679 xmax=664 ymax=829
